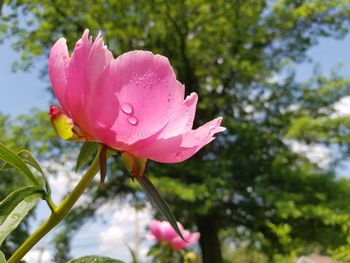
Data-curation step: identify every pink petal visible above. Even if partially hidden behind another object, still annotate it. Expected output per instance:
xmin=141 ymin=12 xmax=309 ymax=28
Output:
xmin=149 ymin=220 xmax=162 ymax=241
xmin=86 ymin=33 xmax=114 ymax=90
xmin=66 ymin=30 xmax=114 ymax=138
xmin=170 ymin=231 xmax=200 ymax=251
xmin=49 ymin=38 xmax=70 ymax=113
xmin=161 ymin=221 xmax=184 ymax=242
xmin=160 ymin=221 xmax=177 ymax=242
xmin=65 ymin=30 xmax=92 ymax=128
xmin=185 ymin=232 xmax=200 ymax=244
xmin=170 ymin=236 xmax=187 ymax=251
xmin=132 ymin=117 xmax=225 ymax=163
xmin=109 ymin=51 xmax=185 ymax=145
xmin=159 ymin=92 xmax=198 ymax=138
xmin=85 ymin=63 xmax=120 ymax=143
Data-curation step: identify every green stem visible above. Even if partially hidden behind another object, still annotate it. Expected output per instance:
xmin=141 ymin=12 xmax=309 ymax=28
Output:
xmin=8 ymin=149 xmax=101 ymax=263
xmin=44 ymin=196 xmax=57 ymax=213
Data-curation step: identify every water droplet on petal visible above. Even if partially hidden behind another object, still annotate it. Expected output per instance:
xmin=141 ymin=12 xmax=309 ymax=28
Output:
xmin=128 ymin=116 xmax=138 ymax=125
xmin=168 ymin=94 xmax=171 ymax=102
xmin=121 ymin=103 xmax=133 ymax=114
xmin=195 ymin=136 xmax=200 ymax=141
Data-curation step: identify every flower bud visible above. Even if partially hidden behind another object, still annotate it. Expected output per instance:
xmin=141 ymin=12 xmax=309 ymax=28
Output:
xmin=49 ymin=105 xmax=85 ymax=142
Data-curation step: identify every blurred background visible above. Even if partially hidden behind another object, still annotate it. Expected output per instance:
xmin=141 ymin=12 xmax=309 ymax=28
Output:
xmin=1 ymin=1 xmax=350 ymax=262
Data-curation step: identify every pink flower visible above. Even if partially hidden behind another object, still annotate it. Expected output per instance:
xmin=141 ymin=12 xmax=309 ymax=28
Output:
xmin=49 ymin=30 xmax=225 ymax=163
xmin=149 ymin=220 xmax=200 ymax=251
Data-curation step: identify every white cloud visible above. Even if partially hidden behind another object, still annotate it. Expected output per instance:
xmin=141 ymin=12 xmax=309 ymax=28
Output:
xmin=287 ymin=140 xmax=331 ymax=168
xmin=97 ymin=204 xmax=153 ymax=260
xmin=68 ymin=202 xmax=153 ymax=262
xmin=332 ymin=96 xmax=350 ymax=117
xmin=23 ymin=248 xmax=52 ymax=263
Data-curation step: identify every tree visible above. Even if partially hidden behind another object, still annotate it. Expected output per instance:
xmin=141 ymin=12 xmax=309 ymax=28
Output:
xmin=2 ymin=1 xmax=350 ymax=262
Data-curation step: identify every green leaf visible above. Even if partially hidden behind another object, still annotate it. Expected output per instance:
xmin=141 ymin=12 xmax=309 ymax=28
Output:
xmin=136 ymin=176 xmax=185 ymax=240
xmin=0 ymin=143 xmax=40 ymax=186
xmin=0 ymin=186 xmax=44 ymax=245
xmin=1 ymin=150 xmax=50 ymax=195
xmin=17 ymin=150 xmax=51 ymax=195
xmin=75 ymin=142 xmax=99 ymax=172
xmin=0 ymin=251 xmax=6 ymax=263
xmin=67 ymin=256 xmax=125 ymax=263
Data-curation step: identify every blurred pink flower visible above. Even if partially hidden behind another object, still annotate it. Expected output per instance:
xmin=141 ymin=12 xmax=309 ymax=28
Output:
xmin=149 ymin=220 xmax=200 ymax=251
xmin=49 ymin=30 xmax=225 ymax=163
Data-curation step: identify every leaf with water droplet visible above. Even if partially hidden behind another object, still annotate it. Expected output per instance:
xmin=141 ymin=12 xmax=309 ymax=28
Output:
xmin=67 ymin=255 xmax=125 ymax=263
xmin=0 ymin=186 xmax=44 ymax=245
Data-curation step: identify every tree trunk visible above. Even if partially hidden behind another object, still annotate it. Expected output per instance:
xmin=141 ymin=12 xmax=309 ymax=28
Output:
xmin=196 ymin=214 xmax=223 ymax=263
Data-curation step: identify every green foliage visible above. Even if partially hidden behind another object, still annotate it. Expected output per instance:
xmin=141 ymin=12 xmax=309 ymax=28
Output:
xmin=67 ymin=256 xmax=124 ymax=263
xmin=0 ymin=143 xmax=41 ymax=186
xmin=223 ymin=247 xmax=268 ymax=263
xmin=0 ymin=110 xmax=67 ymax=258
xmin=0 ymin=186 xmax=43 ymax=245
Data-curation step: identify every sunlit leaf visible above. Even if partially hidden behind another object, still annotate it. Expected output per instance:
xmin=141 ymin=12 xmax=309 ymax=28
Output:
xmin=1 ymin=149 xmax=50 ymax=195
xmin=136 ymin=175 xmax=185 ymax=240
xmin=0 ymin=186 xmax=44 ymax=245
xmin=75 ymin=142 xmax=99 ymax=172
xmin=67 ymin=255 xmax=125 ymax=263
xmin=0 ymin=251 xmax=6 ymax=263
xmin=17 ymin=150 xmax=51 ymax=195
xmin=0 ymin=143 xmax=40 ymax=186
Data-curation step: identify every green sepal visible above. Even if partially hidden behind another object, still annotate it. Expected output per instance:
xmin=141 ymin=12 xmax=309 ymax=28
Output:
xmin=0 ymin=186 xmax=45 ymax=245
xmin=75 ymin=142 xmax=99 ymax=172
xmin=121 ymin=152 xmax=147 ymax=178
xmin=67 ymin=256 xmax=125 ymax=263
xmin=136 ymin=175 xmax=185 ymax=240
xmin=0 ymin=143 xmax=40 ymax=186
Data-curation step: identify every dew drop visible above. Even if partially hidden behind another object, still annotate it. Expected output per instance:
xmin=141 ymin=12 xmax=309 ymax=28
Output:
xmin=128 ymin=116 xmax=138 ymax=125
xmin=168 ymin=94 xmax=171 ymax=102
xmin=121 ymin=103 xmax=133 ymax=114
xmin=195 ymin=136 xmax=200 ymax=141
